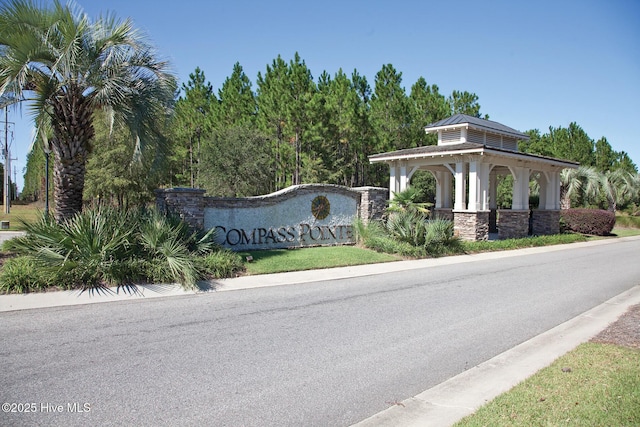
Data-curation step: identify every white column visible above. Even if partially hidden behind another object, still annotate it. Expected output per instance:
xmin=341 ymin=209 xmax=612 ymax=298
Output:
xmin=538 ymin=173 xmax=548 ymax=210
xmin=454 ymin=161 xmax=466 ymax=211
xmin=521 ymin=168 xmax=530 ymax=210
xmin=434 ymin=171 xmax=443 ymax=209
xmin=389 ymin=163 xmax=398 ymax=200
xmin=547 ymin=171 xmax=560 ymax=210
xmin=511 ymin=167 xmax=522 ymax=210
xmin=512 ymin=167 xmax=530 ymax=210
xmin=443 ymin=171 xmax=452 ymax=208
xmin=468 ymin=159 xmax=478 ymax=212
xmin=399 ymin=162 xmax=408 ymax=192
xmin=479 ymin=163 xmax=490 ymax=211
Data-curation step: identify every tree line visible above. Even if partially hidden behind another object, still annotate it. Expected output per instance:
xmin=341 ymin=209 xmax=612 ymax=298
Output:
xmin=22 ymin=54 xmax=637 ymax=210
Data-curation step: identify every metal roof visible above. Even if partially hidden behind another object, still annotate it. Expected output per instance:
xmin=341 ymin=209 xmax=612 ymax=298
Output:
xmin=368 ymin=142 xmax=579 ymax=168
xmin=425 ymin=114 xmax=530 ymax=140
xmin=369 ymin=143 xmax=483 ymax=160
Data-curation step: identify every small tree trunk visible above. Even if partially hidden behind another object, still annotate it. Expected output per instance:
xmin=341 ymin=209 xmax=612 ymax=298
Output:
xmin=560 ymin=185 xmax=571 ymax=209
xmin=50 ymin=85 xmax=94 ymax=222
xmin=53 ymin=151 xmax=87 ymax=222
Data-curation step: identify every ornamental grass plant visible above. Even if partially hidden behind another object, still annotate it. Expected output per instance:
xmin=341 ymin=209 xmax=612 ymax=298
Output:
xmin=354 ymin=215 xmax=463 ymax=258
xmin=0 ymin=206 xmax=243 ymax=294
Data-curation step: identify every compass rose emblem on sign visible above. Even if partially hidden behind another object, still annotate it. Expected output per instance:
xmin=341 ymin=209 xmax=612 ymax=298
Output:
xmin=311 ymin=195 xmax=330 ymax=220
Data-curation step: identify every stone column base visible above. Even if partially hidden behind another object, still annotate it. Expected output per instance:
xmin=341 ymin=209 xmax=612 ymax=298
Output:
xmin=531 ymin=210 xmax=560 ymax=236
xmin=453 ymin=211 xmax=489 ymax=241
xmin=498 ymin=209 xmax=529 ymax=240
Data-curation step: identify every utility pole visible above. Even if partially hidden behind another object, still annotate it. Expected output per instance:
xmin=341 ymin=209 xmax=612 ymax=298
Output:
xmin=2 ymin=107 xmax=14 ymax=214
xmin=13 ymin=164 xmax=17 ymax=200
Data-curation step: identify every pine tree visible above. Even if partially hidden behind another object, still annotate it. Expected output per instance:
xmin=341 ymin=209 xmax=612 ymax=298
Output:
xmin=257 ymin=56 xmax=291 ymax=190
xmin=217 ymin=62 xmax=256 ymax=127
xmin=173 ymin=67 xmax=216 ymax=187
xmin=370 ymin=64 xmax=411 ymax=152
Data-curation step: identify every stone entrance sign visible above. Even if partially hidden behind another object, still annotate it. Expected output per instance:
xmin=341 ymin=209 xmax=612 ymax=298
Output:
xmin=156 ymin=184 xmax=387 ymax=251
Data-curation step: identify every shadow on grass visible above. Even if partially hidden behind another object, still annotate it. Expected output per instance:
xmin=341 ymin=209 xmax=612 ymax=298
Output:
xmin=238 ymin=249 xmax=292 ymax=263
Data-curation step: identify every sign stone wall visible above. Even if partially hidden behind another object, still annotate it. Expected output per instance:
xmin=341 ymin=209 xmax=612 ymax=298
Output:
xmin=156 ymin=184 xmax=387 ymax=251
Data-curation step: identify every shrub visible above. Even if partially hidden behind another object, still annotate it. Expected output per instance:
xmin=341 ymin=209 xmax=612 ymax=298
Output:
xmin=386 ymin=210 xmax=430 ymax=246
xmin=366 ymin=234 xmax=426 ymax=258
xmin=354 ymin=216 xmax=462 ymax=258
xmin=560 ymin=209 xmax=616 ymax=235
xmin=353 ymin=218 xmax=385 ymax=244
xmin=1 ymin=206 xmax=226 ymax=293
xmin=4 ymin=207 xmax=136 ymax=291
xmin=354 ymin=219 xmax=424 ymax=257
xmin=424 ymin=218 xmax=463 ymax=256
xmin=0 ymin=256 xmax=51 ymax=294
xmin=196 ymin=250 xmax=244 ymax=279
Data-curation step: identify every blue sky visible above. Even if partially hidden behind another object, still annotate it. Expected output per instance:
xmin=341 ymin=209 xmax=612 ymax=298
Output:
xmin=5 ymin=0 xmax=640 ymax=192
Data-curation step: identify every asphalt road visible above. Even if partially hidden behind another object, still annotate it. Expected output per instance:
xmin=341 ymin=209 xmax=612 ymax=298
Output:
xmin=1 ymin=238 xmax=639 ymax=426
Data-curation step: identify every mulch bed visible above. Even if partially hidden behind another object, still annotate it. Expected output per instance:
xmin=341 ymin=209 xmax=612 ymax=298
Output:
xmin=591 ymin=303 xmax=640 ymax=349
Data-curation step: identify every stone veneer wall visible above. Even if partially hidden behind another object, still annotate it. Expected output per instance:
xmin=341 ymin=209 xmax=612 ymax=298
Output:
xmin=498 ymin=210 xmax=530 ymax=239
xmin=155 ymin=185 xmax=387 ymax=230
xmin=453 ymin=211 xmax=489 ymax=241
xmin=155 ymin=188 xmax=206 ymax=229
xmin=531 ymin=210 xmax=560 ymax=236
xmin=353 ymin=186 xmax=387 ymax=223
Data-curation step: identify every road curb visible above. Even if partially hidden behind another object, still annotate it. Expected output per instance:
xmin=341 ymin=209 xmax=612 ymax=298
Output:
xmin=351 ymin=284 xmax=640 ymax=427
xmin=1 ymin=235 xmax=639 ymax=312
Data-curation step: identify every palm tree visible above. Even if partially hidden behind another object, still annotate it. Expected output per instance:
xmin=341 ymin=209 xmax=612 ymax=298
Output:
xmin=387 ymin=186 xmax=432 ymax=215
xmin=0 ymin=0 xmax=175 ymax=221
xmin=600 ymin=169 xmax=637 ymax=213
xmin=559 ymin=166 xmax=601 ymax=209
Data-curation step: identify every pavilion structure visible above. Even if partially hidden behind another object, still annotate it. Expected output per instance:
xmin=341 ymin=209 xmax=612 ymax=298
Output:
xmin=368 ymin=114 xmax=579 ymax=240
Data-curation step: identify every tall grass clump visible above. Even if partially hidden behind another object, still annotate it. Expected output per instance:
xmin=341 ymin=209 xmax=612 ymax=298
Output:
xmin=0 ymin=256 xmax=52 ymax=293
xmin=354 ymin=218 xmax=421 ymax=257
xmin=615 ymin=214 xmax=640 ymax=229
xmin=196 ymin=250 xmax=246 ymax=279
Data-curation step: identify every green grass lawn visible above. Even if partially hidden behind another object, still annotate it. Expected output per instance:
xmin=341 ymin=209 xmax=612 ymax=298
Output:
xmin=0 ymin=203 xmax=45 ymax=230
xmin=615 ymin=214 xmax=640 ymax=229
xmin=611 ymin=227 xmax=640 ymax=237
xmin=239 ymin=246 xmax=401 ymax=275
xmin=454 ymin=342 xmax=640 ymax=427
